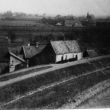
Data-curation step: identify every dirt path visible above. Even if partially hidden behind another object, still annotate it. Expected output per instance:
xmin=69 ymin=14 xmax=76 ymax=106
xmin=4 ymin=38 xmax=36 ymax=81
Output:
xmin=0 ymin=64 xmax=50 ymax=78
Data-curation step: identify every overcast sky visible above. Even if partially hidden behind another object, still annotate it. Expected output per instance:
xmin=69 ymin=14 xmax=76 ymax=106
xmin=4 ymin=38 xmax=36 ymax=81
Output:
xmin=0 ymin=0 xmax=110 ymax=17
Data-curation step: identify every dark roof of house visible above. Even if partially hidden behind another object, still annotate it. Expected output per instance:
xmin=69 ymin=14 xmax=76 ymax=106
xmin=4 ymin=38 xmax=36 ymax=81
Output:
xmin=65 ymin=40 xmax=81 ymax=53
xmin=22 ymin=45 xmax=46 ymax=59
xmin=50 ymin=40 xmax=81 ymax=55
xmin=9 ymin=52 xmax=26 ymax=63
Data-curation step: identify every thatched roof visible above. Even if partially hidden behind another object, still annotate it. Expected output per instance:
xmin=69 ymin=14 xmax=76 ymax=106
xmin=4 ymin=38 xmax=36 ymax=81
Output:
xmin=65 ymin=40 xmax=81 ymax=53
xmin=50 ymin=41 xmax=69 ymax=55
xmin=50 ymin=40 xmax=81 ymax=55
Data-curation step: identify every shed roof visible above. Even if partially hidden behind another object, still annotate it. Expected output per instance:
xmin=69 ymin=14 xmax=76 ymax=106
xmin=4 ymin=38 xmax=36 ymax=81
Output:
xmin=50 ymin=41 xmax=69 ymax=55
xmin=22 ymin=45 xmax=46 ymax=59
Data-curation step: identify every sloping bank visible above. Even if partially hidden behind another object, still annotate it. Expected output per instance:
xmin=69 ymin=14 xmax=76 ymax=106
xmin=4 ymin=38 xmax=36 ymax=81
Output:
xmin=1 ymin=55 xmax=110 ymax=109
xmin=60 ymin=78 xmax=110 ymax=109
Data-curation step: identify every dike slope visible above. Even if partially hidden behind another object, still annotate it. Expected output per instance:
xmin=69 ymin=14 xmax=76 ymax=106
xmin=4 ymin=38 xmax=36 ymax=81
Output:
xmin=0 ymin=55 xmax=110 ymax=109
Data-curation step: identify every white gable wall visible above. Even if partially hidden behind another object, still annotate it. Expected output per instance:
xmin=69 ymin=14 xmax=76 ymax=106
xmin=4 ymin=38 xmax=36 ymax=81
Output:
xmin=10 ymin=56 xmax=22 ymax=66
xmin=10 ymin=56 xmax=23 ymax=72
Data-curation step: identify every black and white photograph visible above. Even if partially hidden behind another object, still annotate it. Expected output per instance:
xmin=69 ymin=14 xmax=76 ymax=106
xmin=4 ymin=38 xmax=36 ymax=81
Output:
xmin=0 ymin=0 xmax=110 ymax=109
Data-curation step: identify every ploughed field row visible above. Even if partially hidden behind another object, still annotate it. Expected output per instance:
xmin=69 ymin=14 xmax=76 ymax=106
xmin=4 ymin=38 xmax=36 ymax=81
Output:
xmin=0 ymin=56 xmax=110 ymax=108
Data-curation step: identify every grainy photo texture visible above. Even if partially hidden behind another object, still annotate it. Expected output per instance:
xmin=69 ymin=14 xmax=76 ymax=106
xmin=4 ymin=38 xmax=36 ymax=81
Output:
xmin=0 ymin=0 xmax=110 ymax=109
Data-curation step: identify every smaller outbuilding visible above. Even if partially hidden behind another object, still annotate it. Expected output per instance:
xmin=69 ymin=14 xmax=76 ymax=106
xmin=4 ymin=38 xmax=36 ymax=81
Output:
xmin=21 ymin=44 xmax=46 ymax=67
xmin=86 ymin=49 xmax=98 ymax=57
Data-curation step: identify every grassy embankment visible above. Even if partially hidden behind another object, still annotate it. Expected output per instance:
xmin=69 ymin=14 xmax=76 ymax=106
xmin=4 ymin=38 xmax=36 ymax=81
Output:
xmin=4 ymin=67 xmax=110 ymax=109
xmin=0 ymin=57 xmax=110 ymax=109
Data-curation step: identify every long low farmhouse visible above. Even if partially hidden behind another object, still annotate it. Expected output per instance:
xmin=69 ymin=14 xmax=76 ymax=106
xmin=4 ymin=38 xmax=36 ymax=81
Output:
xmin=29 ymin=40 xmax=83 ymax=66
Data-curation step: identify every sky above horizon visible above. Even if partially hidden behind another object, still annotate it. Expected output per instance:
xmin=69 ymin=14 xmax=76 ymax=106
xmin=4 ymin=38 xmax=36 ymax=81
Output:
xmin=0 ymin=0 xmax=110 ymax=17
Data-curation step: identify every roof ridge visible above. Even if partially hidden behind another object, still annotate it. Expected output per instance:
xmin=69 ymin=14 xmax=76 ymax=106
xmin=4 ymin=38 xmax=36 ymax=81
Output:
xmin=10 ymin=52 xmax=25 ymax=63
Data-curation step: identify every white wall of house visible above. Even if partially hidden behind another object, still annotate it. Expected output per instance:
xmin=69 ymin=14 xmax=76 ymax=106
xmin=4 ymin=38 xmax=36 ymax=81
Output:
xmin=63 ymin=54 xmax=67 ymax=60
xmin=55 ymin=52 xmax=83 ymax=63
xmin=73 ymin=53 xmax=77 ymax=58
xmin=63 ymin=53 xmax=74 ymax=60
xmin=77 ymin=52 xmax=83 ymax=60
xmin=67 ymin=53 xmax=73 ymax=60
xmin=73 ymin=52 xmax=83 ymax=60
xmin=56 ymin=54 xmax=63 ymax=63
